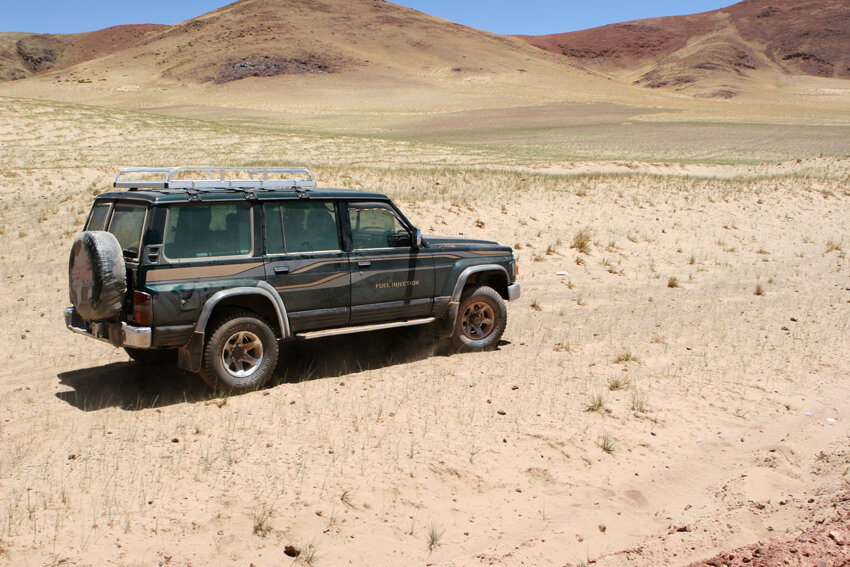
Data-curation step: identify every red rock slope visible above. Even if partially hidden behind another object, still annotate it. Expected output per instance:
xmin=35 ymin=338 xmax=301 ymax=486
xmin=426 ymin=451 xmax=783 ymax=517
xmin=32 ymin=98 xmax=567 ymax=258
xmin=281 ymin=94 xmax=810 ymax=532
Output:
xmin=516 ymin=0 xmax=850 ymax=97
xmin=0 ymin=25 xmax=165 ymax=81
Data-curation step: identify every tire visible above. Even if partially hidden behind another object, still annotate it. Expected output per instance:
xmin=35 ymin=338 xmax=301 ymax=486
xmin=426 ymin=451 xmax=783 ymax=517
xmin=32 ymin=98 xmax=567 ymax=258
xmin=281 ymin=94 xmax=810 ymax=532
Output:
xmin=199 ymin=312 xmax=279 ymax=393
xmin=450 ymin=285 xmax=507 ymax=352
xmin=125 ymin=347 xmax=177 ymax=365
xmin=69 ymin=231 xmax=127 ymax=321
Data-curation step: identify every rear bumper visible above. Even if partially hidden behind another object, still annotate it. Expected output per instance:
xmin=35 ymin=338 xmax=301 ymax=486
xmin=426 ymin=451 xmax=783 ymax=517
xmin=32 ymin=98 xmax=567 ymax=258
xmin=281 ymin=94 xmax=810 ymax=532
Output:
xmin=507 ymin=283 xmax=521 ymax=301
xmin=64 ymin=306 xmax=152 ymax=349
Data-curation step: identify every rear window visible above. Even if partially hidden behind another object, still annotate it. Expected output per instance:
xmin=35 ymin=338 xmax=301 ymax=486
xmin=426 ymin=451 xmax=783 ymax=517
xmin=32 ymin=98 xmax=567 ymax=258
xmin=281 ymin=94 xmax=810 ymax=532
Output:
xmin=85 ymin=203 xmax=111 ymax=231
xmin=163 ymin=203 xmax=253 ymax=259
xmin=84 ymin=202 xmax=148 ymax=259
xmin=108 ymin=205 xmax=147 ymax=258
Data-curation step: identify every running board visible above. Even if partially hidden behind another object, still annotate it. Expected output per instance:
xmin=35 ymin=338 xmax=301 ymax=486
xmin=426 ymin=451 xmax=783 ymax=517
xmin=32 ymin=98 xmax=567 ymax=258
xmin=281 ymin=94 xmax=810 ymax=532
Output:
xmin=295 ymin=317 xmax=435 ymax=340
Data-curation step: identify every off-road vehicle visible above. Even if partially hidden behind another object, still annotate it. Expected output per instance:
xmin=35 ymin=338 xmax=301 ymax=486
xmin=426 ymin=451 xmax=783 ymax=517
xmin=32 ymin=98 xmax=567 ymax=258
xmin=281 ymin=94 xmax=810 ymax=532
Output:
xmin=66 ymin=166 xmax=520 ymax=392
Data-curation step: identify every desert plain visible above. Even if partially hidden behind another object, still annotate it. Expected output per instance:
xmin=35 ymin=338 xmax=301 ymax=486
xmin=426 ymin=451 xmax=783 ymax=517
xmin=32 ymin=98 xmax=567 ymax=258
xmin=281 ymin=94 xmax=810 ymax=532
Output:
xmin=0 ymin=0 xmax=849 ymax=565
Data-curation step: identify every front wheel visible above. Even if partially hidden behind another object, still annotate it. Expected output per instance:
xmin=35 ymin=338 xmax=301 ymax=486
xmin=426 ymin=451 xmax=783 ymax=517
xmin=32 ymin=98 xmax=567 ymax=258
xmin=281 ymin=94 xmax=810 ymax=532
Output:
xmin=199 ymin=312 xmax=279 ymax=393
xmin=450 ymin=285 xmax=507 ymax=352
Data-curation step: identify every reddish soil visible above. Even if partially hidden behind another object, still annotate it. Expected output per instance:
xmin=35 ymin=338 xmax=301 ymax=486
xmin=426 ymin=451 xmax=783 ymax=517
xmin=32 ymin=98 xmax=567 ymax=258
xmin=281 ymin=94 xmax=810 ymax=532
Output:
xmin=517 ymin=0 xmax=850 ymax=83
xmin=0 ymin=24 xmax=164 ymax=81
xmin=63 ymin=24 xmax=166 ymax=64
xmin=688 ymin=492 xmax=850 ymax=567
xmin=516 ymin=15 xmax=713 ymax=68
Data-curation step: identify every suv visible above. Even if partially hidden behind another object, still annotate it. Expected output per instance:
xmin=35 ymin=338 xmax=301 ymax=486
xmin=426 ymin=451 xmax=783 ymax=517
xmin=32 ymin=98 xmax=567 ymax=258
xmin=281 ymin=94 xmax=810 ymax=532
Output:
xmin=66 ymin=166 xmax=520 ymax=392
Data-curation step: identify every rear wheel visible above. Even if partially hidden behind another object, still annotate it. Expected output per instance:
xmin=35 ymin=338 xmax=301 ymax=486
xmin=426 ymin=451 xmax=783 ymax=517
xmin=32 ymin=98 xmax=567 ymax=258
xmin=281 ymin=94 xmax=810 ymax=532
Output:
xmin=450 ymin=285 xmax=507 ymax=352
xmin=199 ymin=312 xmax=279 ymax=393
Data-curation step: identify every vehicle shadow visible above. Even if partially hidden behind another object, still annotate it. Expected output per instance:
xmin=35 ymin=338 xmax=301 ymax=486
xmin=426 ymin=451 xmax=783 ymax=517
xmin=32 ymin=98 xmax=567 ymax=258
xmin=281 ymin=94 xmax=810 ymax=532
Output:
xmin=272 ymin=326 xmax=444 ymax=385
xmin=56 ymin=326 xmax=448 ymax=411
xmin=56 ymin=361 xmax=207 ymax=411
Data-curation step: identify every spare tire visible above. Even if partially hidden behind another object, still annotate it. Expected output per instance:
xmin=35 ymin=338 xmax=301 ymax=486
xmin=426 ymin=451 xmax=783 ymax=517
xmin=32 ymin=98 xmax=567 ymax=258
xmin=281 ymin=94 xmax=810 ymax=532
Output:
xmin=69 ymin=231 xmax=127 ymax=321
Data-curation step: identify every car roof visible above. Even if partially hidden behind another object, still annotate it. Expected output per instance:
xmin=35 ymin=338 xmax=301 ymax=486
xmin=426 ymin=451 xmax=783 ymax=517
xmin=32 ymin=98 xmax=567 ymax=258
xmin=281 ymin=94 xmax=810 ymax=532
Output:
xmin=94 ymin=187 xmax=391 ymax=204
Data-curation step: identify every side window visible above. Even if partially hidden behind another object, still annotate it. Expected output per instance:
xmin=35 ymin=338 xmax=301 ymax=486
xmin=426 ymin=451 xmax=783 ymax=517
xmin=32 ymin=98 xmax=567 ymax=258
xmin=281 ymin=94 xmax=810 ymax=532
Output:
xmin=281 ymin=201 xmax=340 ymax=253
xmin=86 ymin=203 xmax=111 ymax=231
xmin=108 ymin=205 xmax=147 ymax=258
xmin=264 ymin=203 xmax=285 ymax=255
xmin=349 ymin=204 xmax=410 ymax=249
xmin=163 ymin=203 xmax=253 ymax=260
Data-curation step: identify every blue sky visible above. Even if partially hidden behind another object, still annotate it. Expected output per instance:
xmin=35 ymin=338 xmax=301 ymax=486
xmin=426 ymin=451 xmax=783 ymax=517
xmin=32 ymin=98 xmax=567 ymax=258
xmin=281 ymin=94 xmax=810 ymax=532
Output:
xmin=2 ymin=1 xmax=736 ymax=35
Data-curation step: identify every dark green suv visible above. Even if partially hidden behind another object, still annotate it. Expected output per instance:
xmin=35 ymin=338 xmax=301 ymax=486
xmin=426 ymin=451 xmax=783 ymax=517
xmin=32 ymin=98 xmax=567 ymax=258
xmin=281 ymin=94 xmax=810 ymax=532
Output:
xmin=66 ymin=167 xmax=520 ymax=391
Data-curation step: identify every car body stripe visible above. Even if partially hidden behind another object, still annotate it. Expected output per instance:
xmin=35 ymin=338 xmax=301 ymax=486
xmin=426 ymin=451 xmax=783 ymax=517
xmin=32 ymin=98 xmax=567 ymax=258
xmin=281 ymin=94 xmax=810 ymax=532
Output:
xmin=274 ymin=272 xmax=347 ymax=290
xmin=290 ymin=253 xmax=461 ymax=274
xmin=145 ymin=262 xmax=263 ymax=283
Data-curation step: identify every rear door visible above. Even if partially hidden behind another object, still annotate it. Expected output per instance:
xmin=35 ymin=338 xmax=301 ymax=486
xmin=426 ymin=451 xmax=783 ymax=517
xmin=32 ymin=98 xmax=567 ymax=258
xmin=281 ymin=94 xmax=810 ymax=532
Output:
xmin=262 ymin=200 xmax=351 ymax=332
xmin=346 ymin=201 xmax=435 ymax=325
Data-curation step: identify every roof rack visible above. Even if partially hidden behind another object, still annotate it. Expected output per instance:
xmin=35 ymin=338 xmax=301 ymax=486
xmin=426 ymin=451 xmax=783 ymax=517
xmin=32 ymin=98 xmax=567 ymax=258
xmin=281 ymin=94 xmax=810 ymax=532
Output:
xmin=113 ymin=166 xmax=317 ymax=190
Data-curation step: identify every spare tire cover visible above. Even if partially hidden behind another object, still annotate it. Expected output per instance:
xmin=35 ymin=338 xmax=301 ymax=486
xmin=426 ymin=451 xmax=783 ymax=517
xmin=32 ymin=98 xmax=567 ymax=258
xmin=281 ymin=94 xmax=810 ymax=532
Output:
xmin=69 ymin=231 xmax=127 ymax=321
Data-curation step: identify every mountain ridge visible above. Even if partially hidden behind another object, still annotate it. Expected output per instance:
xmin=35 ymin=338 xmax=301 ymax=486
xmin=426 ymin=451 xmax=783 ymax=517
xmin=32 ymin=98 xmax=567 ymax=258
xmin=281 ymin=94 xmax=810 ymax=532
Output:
xmin=0 ymin=24 xmax=165 ymax=81
xmin=515 ymin=0 xmax=850 ymax=97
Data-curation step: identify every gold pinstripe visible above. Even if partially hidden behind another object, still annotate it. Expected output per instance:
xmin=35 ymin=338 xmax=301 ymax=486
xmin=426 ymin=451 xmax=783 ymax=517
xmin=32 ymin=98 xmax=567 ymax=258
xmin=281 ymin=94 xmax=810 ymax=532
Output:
xmin=146 ymin=262 xmax=263 ymax=283
xmin=274 ymin=272 xmax=347 ymax=290
xmin=291 ymin=253 xmax=461 ymax=274
xmin=291 ymin=260 xmax=346 ymax=274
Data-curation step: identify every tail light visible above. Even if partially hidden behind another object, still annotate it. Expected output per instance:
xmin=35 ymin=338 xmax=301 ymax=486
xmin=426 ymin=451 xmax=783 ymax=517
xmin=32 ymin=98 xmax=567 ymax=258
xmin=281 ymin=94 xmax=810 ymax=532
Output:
xmin=134 ymin=291 xmax=153 ymax=326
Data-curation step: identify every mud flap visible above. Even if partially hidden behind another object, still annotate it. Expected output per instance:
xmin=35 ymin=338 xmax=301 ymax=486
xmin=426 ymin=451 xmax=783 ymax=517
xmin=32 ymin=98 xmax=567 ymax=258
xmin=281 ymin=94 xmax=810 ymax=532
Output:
xmin=178 ymin=331 xmax=204 ymax=373
xmin=434 ymin=301 xmax=459 ymax=337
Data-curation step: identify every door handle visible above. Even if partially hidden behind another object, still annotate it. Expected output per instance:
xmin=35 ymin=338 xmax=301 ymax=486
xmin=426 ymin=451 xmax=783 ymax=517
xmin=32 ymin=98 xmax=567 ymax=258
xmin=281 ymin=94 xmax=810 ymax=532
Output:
xmin=274 ymin=266 xmax=290 ymax=274
xmin=357 ymin=261 xmax=372 ymax=268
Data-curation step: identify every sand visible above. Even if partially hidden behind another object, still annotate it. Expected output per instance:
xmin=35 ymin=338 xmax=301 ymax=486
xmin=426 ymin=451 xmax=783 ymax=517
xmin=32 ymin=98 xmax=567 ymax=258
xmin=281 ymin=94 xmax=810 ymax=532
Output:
xmin=0 ymin=94 xmax=848 ymax=565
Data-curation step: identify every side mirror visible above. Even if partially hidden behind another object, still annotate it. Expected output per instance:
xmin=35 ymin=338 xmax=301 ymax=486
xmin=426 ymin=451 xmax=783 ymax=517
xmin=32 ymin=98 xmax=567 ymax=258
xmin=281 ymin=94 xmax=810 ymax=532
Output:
xmin=414 ymin=228 xmax=423 ymax=248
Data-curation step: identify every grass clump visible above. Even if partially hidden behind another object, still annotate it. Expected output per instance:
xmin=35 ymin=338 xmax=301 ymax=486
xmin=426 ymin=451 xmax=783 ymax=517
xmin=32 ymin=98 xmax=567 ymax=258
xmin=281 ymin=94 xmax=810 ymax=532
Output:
xmin=597 ymin=432 xmax=617 ymax=454
xmin=630 ymin=390 xmax=648 ymax=412
xmin=613 ymin=349 xmax=638 ymax=364
xmin=825 ymin=240 xmax=842 ymax=253
xmin=251 ymin=502 xmax=275 ymax=537
xmin=570 ymin=227 xmax=593 ymax=255
xmin=584 ymin=393 xmax=606 ymax=413
xmin=754 ymin=283 xmax=764 ymax=296
xmin=427 ymin=523 xmax=444 ymax=553
xmin=667 ymin=276 xmax=680 ymax=288
xmin=607 ymin=376 xmax=630 ymax=391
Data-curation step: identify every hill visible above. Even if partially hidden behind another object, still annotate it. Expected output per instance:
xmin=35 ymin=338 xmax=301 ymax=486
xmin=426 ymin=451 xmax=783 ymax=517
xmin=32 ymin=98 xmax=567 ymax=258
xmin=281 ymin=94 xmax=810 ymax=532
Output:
xmin=0 ymin=0 xmax=590 ymax=89
xmin=0 ymin=25 xmax=164 ymax=81
xmin=0 ymin=0 xmax=847 ymax=141
xmin=0 ymin=0 xmax=653 ymax=123
xmin=517 ymin=0 xmax=850 ymax=98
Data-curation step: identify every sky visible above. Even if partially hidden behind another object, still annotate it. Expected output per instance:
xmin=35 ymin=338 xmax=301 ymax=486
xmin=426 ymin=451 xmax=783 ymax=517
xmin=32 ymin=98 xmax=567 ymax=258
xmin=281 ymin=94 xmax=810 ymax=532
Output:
xmin=2 ymin=0 xmax=736 ymax=35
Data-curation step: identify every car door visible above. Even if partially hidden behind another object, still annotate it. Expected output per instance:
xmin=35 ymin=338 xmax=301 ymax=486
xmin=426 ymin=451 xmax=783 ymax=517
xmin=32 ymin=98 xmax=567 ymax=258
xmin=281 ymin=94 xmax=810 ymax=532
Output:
xmin=262 ymin=200 xmax=351 ymax=333
xmin=346 ymin=201 xmax=435 ymax=325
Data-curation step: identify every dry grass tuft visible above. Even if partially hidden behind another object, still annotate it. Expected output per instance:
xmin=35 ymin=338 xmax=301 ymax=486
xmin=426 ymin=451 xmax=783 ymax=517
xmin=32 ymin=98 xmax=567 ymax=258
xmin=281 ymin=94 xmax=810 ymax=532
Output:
xmin=613 ymin=350 xmax=639 ymax=364
xmin=570 ymin=227 xmax=594 ymax=255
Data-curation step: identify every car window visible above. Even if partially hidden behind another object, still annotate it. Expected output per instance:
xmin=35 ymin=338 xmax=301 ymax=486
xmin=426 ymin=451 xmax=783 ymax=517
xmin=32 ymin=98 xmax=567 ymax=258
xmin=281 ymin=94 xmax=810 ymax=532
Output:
xmin=263 ymin=203 xmax=285 ymax=255
xmin=272 ymin=201 xmax=340 ymax=253
xmin=349 ymin=204 xmax=410 ymax=249
xmin=163 ymin=203 xmax=253 ymax=259
xmin=108 ymin=204 xmax=147 ymax=258
xmin=86 ymin=203 xmax=111 ymax=231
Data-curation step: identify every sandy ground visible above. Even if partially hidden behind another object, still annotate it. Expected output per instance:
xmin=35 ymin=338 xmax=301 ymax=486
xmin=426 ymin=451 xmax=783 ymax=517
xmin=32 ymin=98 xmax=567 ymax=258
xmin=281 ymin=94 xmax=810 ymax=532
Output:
xmin=0 ymin=99 xmax=849 ymax=566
